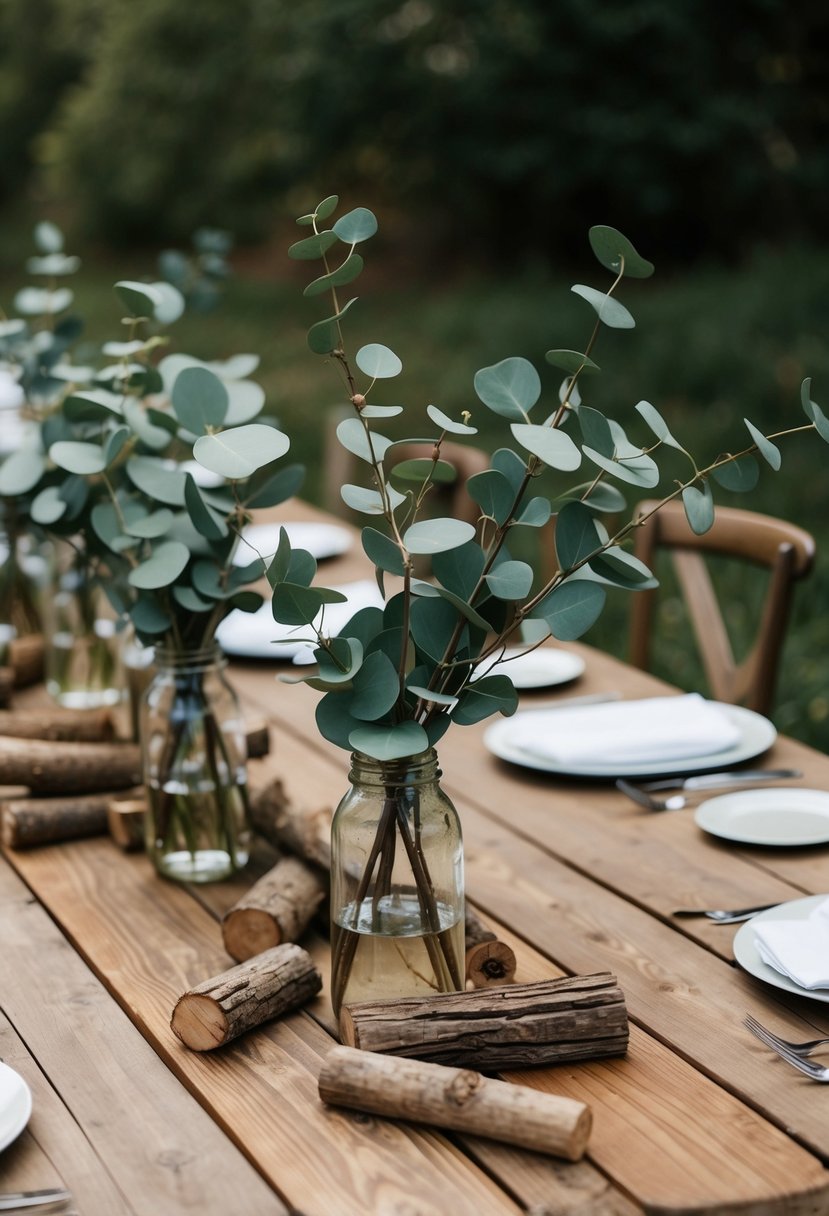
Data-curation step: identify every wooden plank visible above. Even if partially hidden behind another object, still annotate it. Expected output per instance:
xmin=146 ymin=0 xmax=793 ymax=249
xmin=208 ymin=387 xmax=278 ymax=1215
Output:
xmin=2 ymin=841 xmax=520 ymax=1216
xmin=0 ymin=1012 xmax=132 ymax=1215
xmin=0 ymin=859 xmax=286 ymax=1216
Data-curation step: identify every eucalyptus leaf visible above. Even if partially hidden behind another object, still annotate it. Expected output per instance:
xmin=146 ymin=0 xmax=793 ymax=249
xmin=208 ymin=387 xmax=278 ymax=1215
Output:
xmin=317 ymin=637 xmax=363 ymax=684
xmin=571 ymin=284 xmax=635 ymax=329
xmin=403 ymin=518 xmax=475 ymax=555
xmin=510 ymin=423 xmax=582 ymax=471
xmin=114 ymin=280 xmax=164 ymax=317
xmin=452 ymin=675 xmax=518 ymax=726
xmin=348 ymin=721 xmax=429 ymax=761
xmin=244 ymin=462 xmax=305 ymax=509
xmin=390 ymin=458 xmax=457 ymax=485
xmin=588 ymin=547 xmax=658 ymax=589
xmin=123 ymin=399 xmax=171 ymax=449
xmin=473 ymin=357 xmax=541 ymax=420
xmin=105 ymin=426 xmax=131 ymax=466
xmin=588 ymin=225 xmax=655 ymax=278
xmin=362 ymin=527 xmax=405 ymax=575
xmin=533 ymin=578 xmax=607 ymax=641
xmin=636 ymin=400 xmax=684 ymax=451
xmin=193 ymin=423 xmax=289 ymax=479
xmin=184 ymin=474 xmax=229 ymax=540
xmin=576 ymin=406 xmax=615 ymax=457
xmin=485 ymin=560 xmax=534 ymax=600
xmin=272 ymin=583 xmax=328 ymax=626
xmin=63 ymin=390 xmax=123 ymax=422
xmin=556 ymin=501 xmax=602 ymax=569
xmin=411 ymin=581 xmax=491 ymax=631
xmin=407 ymin=685 xmax=458 ymax=708
xmin=288 ymin=230 xmax=339 ymax=260
xmin=316 ymin=691 xmax=361 ymax=750
xmin=682 ymin=482 xmax=715 ymax=535
xmin=466 ymin=468 xmax=514 ymax=524
xmin=360 ymin=405 xmax=404 ymax=418
xmin=30 ymin=485 xmax=67 ymax=525
xmin=336 ymin=417 xmax=393 ymax=464
xmin=173 ymin=585 xmax=213 ymax=613
xmin=123 ymin=508 xmax=174 ymax=539
xmin=545 ymin=349 xmax=600 ymax=376
xmin=307 ymin=298 xmax=357 ymax=355
xmin=128 ymin=541 xmax=190 ymax=590
xmin=172 ymin=366 xmax=229 ymax=433
xmin=514 ymin=496 xmax=552 ymax=527
xmin=49 ymin=440 xmax=107 ymax=475
xmin=582 ymin=444 xmax=659 ymax=488
xmin=224 ymin=380 xmax=266 ymax=426
xmin=0 ymin=446 xmax=45 ymax=495
xmin=126 ymin=456 xmax=186 ymax=506
xmin=350 ymin=651 xmax=400 ymax=721
xmin=266 ymin=528 xmax=292 ymax=587
xmin=744 ymin=419 xmax=781 ymax=470
xmin=426 ymin=404 xmax=478 ymax=435
xmin=130 ymin=597 xmax=172 ymax=634
xmin=303 ymin=253 xmax=364 ymax=298
xmin=34 ymin=221 xmax=63 ymax=253
xmin=491 ymin=447 xmax=527 ymax=493
xmin=341 ymin=483 xmax=406 ymax=515
xmin=332 ymin=207 xmax=378 ymax=244
xmin=711 ymin=455 xmax=760 ymax=492
xmin=432 ymin=542 xmax=486 ymax=599
xmin=315 ymin=195 xmax=339 ymax=220
xmin=356 ymin=343 xmax=402 ymax=379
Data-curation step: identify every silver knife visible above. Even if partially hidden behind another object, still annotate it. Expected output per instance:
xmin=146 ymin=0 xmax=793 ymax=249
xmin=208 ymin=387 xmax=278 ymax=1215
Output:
xmin=0 ymin=1191 xmax=71 ymax=1211
xmin=639 ymin=768 xmax=801 ymax=792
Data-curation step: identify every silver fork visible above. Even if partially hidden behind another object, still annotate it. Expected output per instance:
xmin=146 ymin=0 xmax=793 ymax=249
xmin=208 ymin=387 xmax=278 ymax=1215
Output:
xmin=744 ymin=1012 xmax=829 ymax=1057
xmin=616 ymin=769 xmax=801 ymax=812
xmin=671 ymin=901 xmax=780 ymax=923
xmin=756 ymin=1041 xmax=829 ymax=1082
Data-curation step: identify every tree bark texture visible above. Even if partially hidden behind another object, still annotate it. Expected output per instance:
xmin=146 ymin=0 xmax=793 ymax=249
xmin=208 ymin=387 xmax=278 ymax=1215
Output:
xmin=318 ymin=1046 xmax=592 ymax=1161
xmin=0 ymin=736 xmax=142 ymax=794
xmin=0 ymin=706 xmax=116 ymax=742
xmin=1 ymin=789 xmax=143 ymax=849
xmin=222 ymin=857 xmax=327 ymax=961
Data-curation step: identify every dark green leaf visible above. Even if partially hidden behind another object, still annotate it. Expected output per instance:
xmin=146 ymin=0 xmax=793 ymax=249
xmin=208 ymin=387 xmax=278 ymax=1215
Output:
xmin=303 ymin=253 xmax=364 ymax=297
xmin=272 ymin=583 xmax=328 ymax=626
xmin=306 ymin=298 xmax=357 ymax=355
xmin=533 ymin=578 xmax=606 ymax=641
xmin=130 ymin=596 xmax=172 ymax=634
xmin=582 ymin=444 xmax=659 ymax=488
xmin=681 ymin=482 xmax=715 ymax=535
xmin=466 ymin=468 xmax=514 ymax=524
xmin=124 ymin=508 xmax=174 ymax=539
xmin=350 ymin=651 xmax=400 ymax=721
xmin=744 ymin=419 xmax=781 ymax=470
xmin=266 ymin=527 xmax=292 ymax=587
xmin=348 ymin=721 xmax=429 ymax=761
xmin=184 ymin=474 xmax=229 ymax=540
xmin=173 ymin=585 xmax=212 ymax=613
xmin=315 ymin=195 xmax=339 ymax=220
xmin=390 ymin=458 xmax=457 ymax=485
xmin=432 ymin=541 xmax=486 ymax=599
xmin=711 ymin=455 xmax=760 ymax=492
xmin=514 ymin=496 xmax=552 ymax=527
xmin=545 ymin=349 xmax=600 ymax=376
xmin=636 ymin=400 xmax=684 ymax=451
xmin=588 ymin=225 xmax=654 ymax=278
xmin=555 ymin=500 xmax=601 ymax=569
xmin=316 ymin=637 xmax=363 ymax=684
xmin=589 ymin=547 xmax=658 ymax=588
xmin=453 ymin=675 xmax=518 ymax=725
xmin=412 ymin=582 xmax=491 ymax=631
xmin=362 ymin=527 xmax=405 ymax=575
xmin=491 ymin=447 xmax=527 ymax=494
xmin=576 ymin=406 xmax=615 ymax=457
xmin=288 ymin=230 xmax=338 ymax=260
xmin=244 ymin=462 xmax=305 ymax=509
xmin=316 ymin=690 xmax=360 ymax=750
xmin=172 ymin=366 xmax=229 ymax=433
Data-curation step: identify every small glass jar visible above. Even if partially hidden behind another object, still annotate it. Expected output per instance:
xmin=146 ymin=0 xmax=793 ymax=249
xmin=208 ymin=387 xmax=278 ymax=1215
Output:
xmin=45 ymin=556 xmax=123 ymax=709
xmin=330 ymin=748 xmax=464 ymax=1016
xmin=140 ymin=643 xmax=251 ymax=883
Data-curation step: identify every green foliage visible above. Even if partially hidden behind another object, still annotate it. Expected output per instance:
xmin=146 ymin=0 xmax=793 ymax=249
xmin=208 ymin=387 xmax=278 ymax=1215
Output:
xmin=278 ymin=198 xmax=823 ymax=761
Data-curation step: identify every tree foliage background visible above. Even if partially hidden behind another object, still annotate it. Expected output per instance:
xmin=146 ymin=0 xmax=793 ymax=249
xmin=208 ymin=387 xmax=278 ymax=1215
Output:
xmin=1 ymin=0 xmax=827 ymax=261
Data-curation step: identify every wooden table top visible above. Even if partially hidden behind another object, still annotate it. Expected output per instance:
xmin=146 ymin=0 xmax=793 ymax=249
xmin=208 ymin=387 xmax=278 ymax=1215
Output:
xmin=3 ymin=500 xmax=829 ymax=1216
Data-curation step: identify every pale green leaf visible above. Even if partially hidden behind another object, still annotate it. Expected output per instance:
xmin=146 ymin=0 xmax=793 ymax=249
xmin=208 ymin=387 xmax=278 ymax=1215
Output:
xmin=744 ymin=419 xmax=781 ymax=470
xmin=533 ymin=579 xmax=606 ymax=641
xmin=571 ymin=284 xmax=635 ymax=328
xmin=128 ymin=541 xmax=190 ymax=590
xmin=193 ymin=423 xmax=289 ymax=479
xmin=49 ymin=440 xmax=107 ymax=475
xmin=682 ymin=482 xmax=715 ymax=535
xmin=545 ymin=349 xmax=600 ymax=376
xmin=427 ymin=404 xmax=478 ymax=434
xmin=348 ymin=720 xmax=429 ymax=761
xmin=473 ymin=357 xmax=541 ymax=420
xmin=510 ymin=423 xmax=582 ymax=471
xmin=403 ymin=518 xmax=476 ymax=555
xmin=172 ymin=366 xmax=229 ymax=433
xmin=332 ymin=207 xmax=378 ymax=244
xmin=485 ymin=560 xmax=534 ymax=600
xmin=356 ymin=343 xmax=402 ymax=379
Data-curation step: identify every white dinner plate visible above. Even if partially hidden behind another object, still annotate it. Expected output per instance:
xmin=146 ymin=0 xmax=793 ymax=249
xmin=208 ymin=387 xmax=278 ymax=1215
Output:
xmin=695 ymin=788 xmax=829 ymax=847
xmin=232 ymin=521 xmax=352 ymax=565
xmin=482 ymin=701 xmax=776 ymax=779
xmin=480 ymin=647 xmax=585 ymax=691
xmin=733 ymin=895 xmax=829 ymax=1003
xmin=0 ymin=1061 xmax=32 ymax=1153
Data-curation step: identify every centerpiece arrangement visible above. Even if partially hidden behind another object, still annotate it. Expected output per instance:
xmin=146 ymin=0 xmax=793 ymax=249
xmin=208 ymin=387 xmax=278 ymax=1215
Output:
xmin=274 ymin=195 xmax=826 ymax=1013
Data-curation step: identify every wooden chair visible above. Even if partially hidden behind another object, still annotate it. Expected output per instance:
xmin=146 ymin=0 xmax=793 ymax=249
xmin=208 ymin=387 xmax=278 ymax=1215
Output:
xmin=629 ymin=499 xmax=815 ymax=715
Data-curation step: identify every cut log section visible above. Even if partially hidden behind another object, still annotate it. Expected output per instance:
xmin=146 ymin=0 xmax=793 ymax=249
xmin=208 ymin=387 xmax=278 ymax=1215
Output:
xmin=1 ymin=788 xmax=143 ymax=849
xmin=244 ymin=719 xmax=271 ymax=760
xmin=0 ymin=736 xmax=142 ymax=795
xmin=107 ymin=797 xmax=147 ymax=852
xmin=222 ymin=856 xmax=327 ymax=961
xmin=319 ymin=1046 xmax=592 ymax=1161
xmin=171 ymin=943 xmax=322 ymax=1051
xmin=0 ymin=706 xmax=116 ymax=742
xmin=340 ymin=972 xmax=629 ymax=1070
xmin=464 ymin=906 xmax=517 ymax=988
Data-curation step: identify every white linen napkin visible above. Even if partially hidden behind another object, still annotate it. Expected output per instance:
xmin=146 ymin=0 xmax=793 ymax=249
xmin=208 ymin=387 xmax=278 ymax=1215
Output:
xmin=753 ymin=897 xmax=829 ymax=990
xmin=216 ymin=579 xmax=383 ymax=664
xmin=508 ymin=693 xmax=741 ymax=766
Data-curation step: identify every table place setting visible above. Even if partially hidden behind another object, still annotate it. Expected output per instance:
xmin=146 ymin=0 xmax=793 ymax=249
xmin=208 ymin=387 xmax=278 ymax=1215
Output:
xmin=483 ymin=692 xmax=777 ymax=779
xmin=0 ymin=1061 xmax=31 ymax=1155
xmin=733 ymin=895 xmax=829 ymax=1004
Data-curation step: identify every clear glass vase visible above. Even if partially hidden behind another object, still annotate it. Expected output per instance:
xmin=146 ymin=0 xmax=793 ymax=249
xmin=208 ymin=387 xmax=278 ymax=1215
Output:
xmin=45 ymin=555 xmax=123 ymax=709
xmin=330 ymin=748 xmax=464 ymax=1016
xmin=140 ymin=643 xmax=251 ymax=883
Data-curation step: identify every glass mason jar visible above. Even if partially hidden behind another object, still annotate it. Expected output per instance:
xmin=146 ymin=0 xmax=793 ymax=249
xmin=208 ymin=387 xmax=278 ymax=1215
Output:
xmin=330 ymin=748 xmax=464 ymax=1016
xmin=45 ymin=556 xmax=123 ymax=709
xmin=140 ymin=643 xmax=251 ymax=883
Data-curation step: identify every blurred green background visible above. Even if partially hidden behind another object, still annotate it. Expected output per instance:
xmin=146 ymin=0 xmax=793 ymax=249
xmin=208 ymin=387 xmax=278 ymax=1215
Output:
xmin=1 ymin=0 xmax=827 ymax=748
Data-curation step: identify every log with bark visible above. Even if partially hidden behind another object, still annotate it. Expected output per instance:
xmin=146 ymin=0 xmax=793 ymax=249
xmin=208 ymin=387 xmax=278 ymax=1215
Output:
xmin=0 ymin=706 xmax=116 ymax=743
xmin=319 ymin=1045 xmax=592 ymax=1161
xmin=340 ymin=972 xmax=628 ymax=1070
xmin=8 ymin=634 xmax=44 ymax=687
xmin=0 ymin=736 xmax=142 ymax=794
xmin=222 ymin=856 xmax=327 ymax=961
xmin=251 ymin=777 xmax=517 ymax=986
xmin=171 ymin=943 xmax=322 ymax=1051
xmin=1 ymin=788 xmax=144 ymax=849
xmin=107 ymin=797 xmax=147 ymax=852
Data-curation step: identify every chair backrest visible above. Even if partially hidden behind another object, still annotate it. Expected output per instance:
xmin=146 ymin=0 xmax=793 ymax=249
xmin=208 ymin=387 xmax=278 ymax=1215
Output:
xmin=323 ymin=406 xmax=489 ymax=528
xmin=629 ymin=499 xmax=815 ymax=715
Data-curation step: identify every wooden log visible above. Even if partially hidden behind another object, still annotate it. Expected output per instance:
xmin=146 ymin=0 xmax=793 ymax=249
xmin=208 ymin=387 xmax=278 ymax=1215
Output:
xmin=1 ymin=788 xmax=144 ymax=849
xmin=8 ymin=633 xmax=44 ymax=687
xmin=251 ymin=778 xmax=518 ymax=985
xmin=0 ymin=736 xmax=141 ymax=794
xmin=107 ymin=797 xmax=147 ymax=852
xmin=222 ymin=857 xmax=327 ymax=961
xmin=170 ymin=943 xmax=322 ymax=1051
xmin=244 ymin=718 xmax=270 ymax=760
xmin=0 ymin=666 xmax=13 ymax=708
xmin=340 ymin=973 xmax=629 ymax=1070
xmin=319 ymin=1045 xmax=592 ymax=1161
xmin=0 ymin=706 xmax=116 ymax=742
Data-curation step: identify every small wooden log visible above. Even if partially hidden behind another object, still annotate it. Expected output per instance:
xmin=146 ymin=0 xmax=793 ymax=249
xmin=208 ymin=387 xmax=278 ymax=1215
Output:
xmin=107 ymin=797 xmax=147 ymax=852
xmin=464 ymin=906 xmax=517 ymax=988
xmin=341 ymin=973 xmax=629 ymax=1070
xmin=0 ymin=736 xmax=141 ymax=794
xmin=0 ymin=667 xmax=13 ymax=708
xmin=250 ymin=777 xmax=331 ymax=868
xmin=171 ymin=943 xmax=322 ymax=1051
xmin=244 ymin=719 xmax=270 ymax=760
xmin=0 ymin=706 xmax=116 ymax=743
xmin=8 ymin=633 xmax=44 ymax=687
xmin=222 ymin=856 xmax=327 ymax=961
xmin=319 ymin=1046 xmax=592 ymax=1161
xmin=1 ymin=788 xmax=144 ymax=849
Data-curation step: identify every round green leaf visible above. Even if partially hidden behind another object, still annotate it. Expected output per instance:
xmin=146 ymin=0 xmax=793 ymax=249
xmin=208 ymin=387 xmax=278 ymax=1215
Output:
xmin=588 ymin=225 xmax=655 ymax=279
xmin=128 ymin=541 xmax=190 ymax=590
xmin=555 ymin=501 xmax=602 ymax=569
xmin=452 ymin=675 xmax=518 ymax=726
xmin=173 ymin=585 xmax=213 ymax=613
xmin=126 ymin=456 xmax=187 ymax=506
xmin=432 ymin=541 xmax=486 ymax=599
xmin=576 ymin=406 xmax=615 ymax=457
xmin=403 ymin=518 xmax=476 ymax=555
xmin=711 ymin=455 xmax=760 ymax=493
xmin=130 ymin=597 xmax=173 ymax=635
xmin=514 ymin=496 xmax=553 ymax=527
xmin=484 ymin=560 xmax=534 ymax=601
xmin=30 ymin=485 xmax=67 ymax=525
xmin=114 ymin=280 xmax=164 ymax=317
xmin=224 ymin=380 xmax=266 ymax=426
xmin=124 ymin=508 xmax=174 ymax=539
xmin=193 ymin=423 xmax=289 ymax=480
xmin=49 ymin=440 xmax=107 ymax=475
xmin=303 ymin=253 xmax=364 ymax=298
xmin=390 ymin=458 xmax=457 ymax=485
xmin=288 ymin=230 xmax=338 ymax=260
xmin=545 ymin=349 xmax=600 ymax=376
xmin=272 ymin=583 xmax=330 ymax=626
xmin=341 ymin=483 xmax=406 ymax=515
xmin=744 ymin=419 xmax=781 ymax=471
xmin=350 ymin=651 xmax=400 ymax=721
xmin=588 ymin=547 xmax=658 ymax=589
xmin=411 ymin=582 xmax=491 ymax=632
xmin=244 ymin=463 xmax=305 ymax=509
xmin=362 ymin=527 xmax=405 ymax=575
xmin=105 ymin=426 xmax=131 ymax=466
xmin=332 ymin=207 xmax=378 ymax=244
xmin=681 ymin=482 xmax=715 ymax=535
xmin=510 ymin=423 xmax=582 ymax=471
xmin=427 ymin=404 xmax=478 ymax=435
xmin=184 ymin=474 xmax=229 ymax=540
xmin=571 ymin=284 xmax=635 ymax=329
xmin=533 ymin=578 xmax=606 ymax=641
xmin=0 ymin=446 xmax=45 ymax=495
xmin=172 ymin=367 xmax=229 ymax=434
xmin=491 ymin=447 xmax=527 ymax=493
xmin=150 ymin=281 xmax=185 ymax=324
xmin=473 ymin=357 xmax=541 ymax=420
xmin=466 ymin=469 xmax=514 ymax=524
xmin=336 ymin=417 xmax=393 ymax=464
xmin=34 ymin=221 xmax=64 ymax=254
xmin=315 ymin=195 xmax=339 ymax=221
xmin=348 ymin=720 xmax=429 ymax=761
xmin=635 ymin=400 xmax=684 ymax=451
xmin=306 ymin=298 xmax=357 ymax=355
xmin=356 ymin=344 xmax=402 ymax=379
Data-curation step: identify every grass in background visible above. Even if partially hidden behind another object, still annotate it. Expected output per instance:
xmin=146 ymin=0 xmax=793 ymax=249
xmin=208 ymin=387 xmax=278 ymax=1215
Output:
xmin=3 ymin=235 xmax=827 ymax=750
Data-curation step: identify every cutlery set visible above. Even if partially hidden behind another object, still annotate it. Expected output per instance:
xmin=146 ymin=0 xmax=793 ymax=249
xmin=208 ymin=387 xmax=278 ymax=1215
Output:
xmin=616 ymin=768 xmax=802 ymax=812
xmin=744 ymin=1013 xmax=829 ymax=1082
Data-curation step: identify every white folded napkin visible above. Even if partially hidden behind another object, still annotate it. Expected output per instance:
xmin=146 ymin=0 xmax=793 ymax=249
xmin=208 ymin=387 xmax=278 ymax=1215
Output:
xmin=509 ymin=693 xmax=741 ymax=766
xmin=753 ymin=897 xmax=829 ymax=990
xmin=216 ymin=579 xmax=383 ymax=664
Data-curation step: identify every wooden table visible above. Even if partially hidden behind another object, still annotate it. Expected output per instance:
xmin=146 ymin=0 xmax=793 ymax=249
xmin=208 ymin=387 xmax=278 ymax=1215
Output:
xmin=3 ymin=501 xmax=829 ymax=1215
